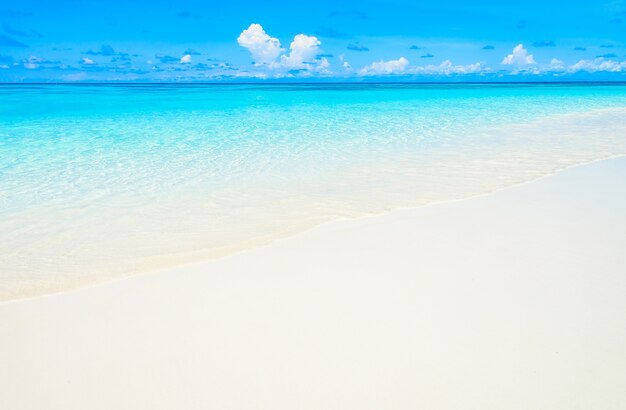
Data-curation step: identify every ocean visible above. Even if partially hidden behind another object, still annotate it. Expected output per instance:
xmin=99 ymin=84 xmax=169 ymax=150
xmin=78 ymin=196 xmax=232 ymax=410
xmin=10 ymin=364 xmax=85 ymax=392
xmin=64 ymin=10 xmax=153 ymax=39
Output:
xmin=2 ymin=83 xmax=626 ymax=300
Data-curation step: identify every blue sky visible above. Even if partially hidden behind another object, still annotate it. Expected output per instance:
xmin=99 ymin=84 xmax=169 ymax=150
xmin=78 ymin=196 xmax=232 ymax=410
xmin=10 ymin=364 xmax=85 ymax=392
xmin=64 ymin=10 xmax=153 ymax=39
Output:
xmin=0 ymin=0 xmax=625 ymax=81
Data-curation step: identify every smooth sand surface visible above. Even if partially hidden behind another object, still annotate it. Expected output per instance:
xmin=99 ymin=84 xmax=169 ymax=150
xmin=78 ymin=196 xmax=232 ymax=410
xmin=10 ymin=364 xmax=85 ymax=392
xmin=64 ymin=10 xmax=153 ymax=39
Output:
xmin=1 ymin=157 xmax=626 ymax=410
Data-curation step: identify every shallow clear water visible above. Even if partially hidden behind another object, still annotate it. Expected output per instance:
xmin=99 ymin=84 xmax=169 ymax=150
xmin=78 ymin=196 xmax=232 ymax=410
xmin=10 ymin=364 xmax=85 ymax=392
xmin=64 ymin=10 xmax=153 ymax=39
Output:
xmin=1 ymin=83 xmax=626 ymax=300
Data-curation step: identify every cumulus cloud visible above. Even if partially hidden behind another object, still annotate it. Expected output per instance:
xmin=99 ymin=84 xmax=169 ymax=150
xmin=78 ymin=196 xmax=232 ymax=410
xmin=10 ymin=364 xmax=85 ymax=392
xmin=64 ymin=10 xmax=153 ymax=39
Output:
xmin=280 ymin=34 xmax=321 ymax=68
xmin=359 ymin=57 xmax=409 ymax=76
xmin=501 ymin=44 xmax=536 ymax=65
xmin=237 ymin=24 xmax=282 ymax=64
xmin=569 ymin=58 xmax=626 ymax=73
xmin=81 ymin=57 xmax=95 ymax=65
xmin=237 ymin=24 xmax=328 ymax=73
xmin=548 ymin=58 xmax=564 ymax=70
xmin=180 ymin=54 xmax=192 ymax=64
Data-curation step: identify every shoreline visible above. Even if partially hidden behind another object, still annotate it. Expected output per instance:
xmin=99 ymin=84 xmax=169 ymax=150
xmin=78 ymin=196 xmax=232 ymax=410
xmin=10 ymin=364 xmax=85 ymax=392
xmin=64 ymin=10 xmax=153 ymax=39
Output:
xmin=2 ymin=155 xmax=625 ymax=409
xmin=3 ymin=152 xmax=626 ymax=305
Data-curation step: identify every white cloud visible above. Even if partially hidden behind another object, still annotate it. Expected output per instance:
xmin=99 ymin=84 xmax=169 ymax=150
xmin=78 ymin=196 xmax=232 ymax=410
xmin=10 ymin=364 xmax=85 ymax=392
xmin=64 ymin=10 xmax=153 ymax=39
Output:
xmin=548 ymin=58 xmax=564 ymax=70
xmin=501 ymin=44 xmax=536 ymax=65
xmin=0 ymin=64 xmax=9 ymax=69
xmin=359 ymin=57 xmax=409 ymax=76
xmin=81 ymin=57 xmax=95 ymax=65
xmin=237 ymin=23 xmax=282 ymax=64
xmin=280 ymin=34 xmax=321 ymax=69
xmin=237 ymin=24 xmax=329 ymax=74
xmin=410 ymin=60 xmax=486 ymax=75
xmin=180 ymin=54 xmax=192 ymax=64
xmin=23 ymin=56 xmax=44 ymax=69
xmin=568 ymin=58 xmax=626 ymax=73
xmin=338 ymin=54 xmax=351 ymax=70
xmin=318 ymin=57 xmax=330 ymax=71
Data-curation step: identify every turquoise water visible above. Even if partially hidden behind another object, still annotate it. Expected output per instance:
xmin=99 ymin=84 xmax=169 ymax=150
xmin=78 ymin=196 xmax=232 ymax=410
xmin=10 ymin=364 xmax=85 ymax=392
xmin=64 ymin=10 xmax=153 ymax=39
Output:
xmin=1 ymin=83 xmax=626 ymax=300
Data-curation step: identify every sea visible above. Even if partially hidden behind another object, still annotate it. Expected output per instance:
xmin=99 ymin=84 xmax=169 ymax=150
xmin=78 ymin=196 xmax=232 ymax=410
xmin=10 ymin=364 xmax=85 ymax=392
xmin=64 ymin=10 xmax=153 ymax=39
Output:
xmin=1 ymin=83 xmax=626 ymax=300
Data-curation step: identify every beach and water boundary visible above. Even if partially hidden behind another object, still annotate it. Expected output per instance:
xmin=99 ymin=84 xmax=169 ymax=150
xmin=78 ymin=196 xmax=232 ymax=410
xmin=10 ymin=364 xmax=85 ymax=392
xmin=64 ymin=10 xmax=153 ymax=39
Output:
xmin=2 ymin=83 xmax=626 ymax=301
xmin=1 ymin=156 xmax=625 ymax=409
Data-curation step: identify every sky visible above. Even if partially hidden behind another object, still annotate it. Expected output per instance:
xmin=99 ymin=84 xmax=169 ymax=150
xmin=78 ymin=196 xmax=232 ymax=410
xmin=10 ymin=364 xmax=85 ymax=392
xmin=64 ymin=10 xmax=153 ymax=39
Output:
xmin=0 ymin=0 xmax=625 ymax=82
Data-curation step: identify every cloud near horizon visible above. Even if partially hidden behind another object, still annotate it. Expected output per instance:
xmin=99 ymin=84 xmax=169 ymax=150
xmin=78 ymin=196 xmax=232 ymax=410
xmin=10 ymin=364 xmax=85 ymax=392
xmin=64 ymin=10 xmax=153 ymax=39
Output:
xmin=237 ymin=24 xmax=328 ymax=73
xmin=237 ymin=24 xmax=282 ymax=64
xmin=359 ymin=57 xmax=409 ymax=76
xmin=501 ymin=44 xmax=536 ymax=66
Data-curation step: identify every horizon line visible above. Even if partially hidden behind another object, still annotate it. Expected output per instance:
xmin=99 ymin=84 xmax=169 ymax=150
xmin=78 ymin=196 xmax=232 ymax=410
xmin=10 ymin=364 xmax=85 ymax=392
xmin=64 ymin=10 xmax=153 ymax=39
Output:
xmin=2 ymin=80 xmax=626 ymax=86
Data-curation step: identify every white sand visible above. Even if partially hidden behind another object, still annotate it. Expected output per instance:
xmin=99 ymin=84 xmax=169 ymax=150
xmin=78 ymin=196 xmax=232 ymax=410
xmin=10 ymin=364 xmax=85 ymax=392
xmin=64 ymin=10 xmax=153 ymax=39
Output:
xmin=1 ymin=157 xmax=625 ymax=410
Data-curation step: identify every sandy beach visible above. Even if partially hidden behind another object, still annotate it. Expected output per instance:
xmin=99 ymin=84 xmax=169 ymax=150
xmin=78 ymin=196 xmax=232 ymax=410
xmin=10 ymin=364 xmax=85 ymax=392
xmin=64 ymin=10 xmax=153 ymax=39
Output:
xmin=1 ymin=156 xmax=625 ymax=410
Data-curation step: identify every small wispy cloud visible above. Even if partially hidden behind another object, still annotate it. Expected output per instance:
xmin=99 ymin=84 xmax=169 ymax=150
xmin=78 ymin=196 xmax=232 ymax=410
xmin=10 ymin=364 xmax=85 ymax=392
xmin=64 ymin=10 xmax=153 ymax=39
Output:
xmin=0 ymin=34 xmax=28 ymax=48
xmin=421 ymin=53 xmax=435 ymax=58
xmin=347 ymin=43 xmax=369 ymax=52
xmin=84 ymin=44 xmax=116 ymax=56
xmin=574 ymin=47 xmax=587 ymax=51
xmin=532 ymin=40 xmax=556 ymax=48
xmin=410 ymin=60 xmax=487 ymax=76
xmin=155 ymin=54 xmax=180 ymax=64
xmin=328 ymin=10 xmax=371 ymax=20
xmin=2 ymin=23 xmax=31 ymax=37
xmin=359 ymin=57 xmax=409 ymax=76
xmin=482 ymin=45 xmax=495 ymax=50
xmin=315 ymin=27 xmax=351 ymax=39
xmin=22 ymin=55 xmax=60 ymax=69
xmin=0 ymin=9 xmax=33 ymax=18
xmin=176 ymin=11 xmax=200 ymax=20
xmin=409 ymin=45 xmax=422 ymax=50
